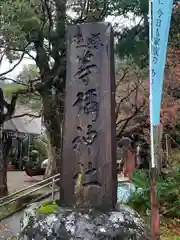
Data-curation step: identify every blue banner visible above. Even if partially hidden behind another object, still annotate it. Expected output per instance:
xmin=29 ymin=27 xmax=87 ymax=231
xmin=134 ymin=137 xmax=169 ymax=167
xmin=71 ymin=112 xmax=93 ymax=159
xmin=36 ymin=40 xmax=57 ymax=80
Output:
xmin=151 ymin=0 xmax=173 ymax=125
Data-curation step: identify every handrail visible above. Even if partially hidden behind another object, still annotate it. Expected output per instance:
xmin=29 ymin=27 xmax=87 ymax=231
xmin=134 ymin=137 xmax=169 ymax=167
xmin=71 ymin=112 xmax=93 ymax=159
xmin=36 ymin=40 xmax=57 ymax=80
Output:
xmin=0 ymin=173 xmax=60 ymax=203
xmin=0 ymin=177 xmax=60 ymax=207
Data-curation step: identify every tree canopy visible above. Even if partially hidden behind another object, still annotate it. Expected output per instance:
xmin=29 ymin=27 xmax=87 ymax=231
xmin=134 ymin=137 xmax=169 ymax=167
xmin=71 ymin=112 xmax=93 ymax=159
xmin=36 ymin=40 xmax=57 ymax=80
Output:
xmin=0 ymin=0 xmax=179 ymax=145
xmin=0 ymin=0 xmax=178 ymax=183
xmin=0 ymin=0 xmax=179 ymax=140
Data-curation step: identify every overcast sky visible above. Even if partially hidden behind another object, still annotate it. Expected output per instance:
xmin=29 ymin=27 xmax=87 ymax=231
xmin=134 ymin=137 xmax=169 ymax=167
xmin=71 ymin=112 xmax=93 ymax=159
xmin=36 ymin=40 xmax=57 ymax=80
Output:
xmin=0 ymin=14 xmax=140 ymax=80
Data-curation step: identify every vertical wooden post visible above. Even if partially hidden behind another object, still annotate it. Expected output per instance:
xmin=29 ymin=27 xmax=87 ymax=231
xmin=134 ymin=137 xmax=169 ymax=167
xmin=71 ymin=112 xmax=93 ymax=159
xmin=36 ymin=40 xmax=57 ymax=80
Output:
xmin=150 ymin=125 xmax=161 ymax=240
xmin=60 ymin=22 xmax=117 ymax=210
xmin=150 ymin=167 xmax=160 ymax=240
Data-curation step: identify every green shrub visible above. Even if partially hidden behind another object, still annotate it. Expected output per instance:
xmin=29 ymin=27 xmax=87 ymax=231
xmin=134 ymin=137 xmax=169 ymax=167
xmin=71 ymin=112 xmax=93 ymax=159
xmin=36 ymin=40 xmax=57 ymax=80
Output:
xmin=34 ymin=137 xmax=48 ymax=162
xmin=127 ymin=170 xmax=180 ymax=218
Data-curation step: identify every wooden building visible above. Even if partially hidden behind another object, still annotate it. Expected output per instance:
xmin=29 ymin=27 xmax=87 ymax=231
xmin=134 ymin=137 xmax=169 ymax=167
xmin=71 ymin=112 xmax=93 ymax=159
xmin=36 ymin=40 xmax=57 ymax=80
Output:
xmin=3 ymin=105 xmax=42 ymax=170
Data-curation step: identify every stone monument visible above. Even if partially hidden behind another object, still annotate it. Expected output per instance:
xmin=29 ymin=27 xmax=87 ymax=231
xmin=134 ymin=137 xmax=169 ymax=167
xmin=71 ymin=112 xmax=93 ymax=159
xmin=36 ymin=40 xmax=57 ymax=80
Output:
xmin=60 ymin=22 xmax=117 ymax=209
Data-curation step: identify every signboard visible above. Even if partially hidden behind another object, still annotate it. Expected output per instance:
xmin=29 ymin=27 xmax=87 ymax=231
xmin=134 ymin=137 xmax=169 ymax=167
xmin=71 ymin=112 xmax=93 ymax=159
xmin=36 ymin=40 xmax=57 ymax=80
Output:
xmin=151 ymin=0 xmax=173 ymax=125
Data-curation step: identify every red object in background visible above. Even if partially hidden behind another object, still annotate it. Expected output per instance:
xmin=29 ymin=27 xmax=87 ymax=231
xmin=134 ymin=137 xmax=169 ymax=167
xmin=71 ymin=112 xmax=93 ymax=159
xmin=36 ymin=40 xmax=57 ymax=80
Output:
xmin=123 ymin=148 xmax=136 ymax=181
xmin=160 ymin=109 xmax=163 ymax=123
xmin=8 ymin=163 xmax=12 ymax=169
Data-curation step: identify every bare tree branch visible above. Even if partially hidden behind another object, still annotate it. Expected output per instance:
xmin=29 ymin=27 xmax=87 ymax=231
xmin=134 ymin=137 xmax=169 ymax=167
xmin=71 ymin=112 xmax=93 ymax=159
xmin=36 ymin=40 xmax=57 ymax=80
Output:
xmin=116 ymin=82 xmax=140 ymax=119
xmin=3 ymin=86 xmax=38 ymax=122
xmin=0 ymin=42 xmax=32 ymax=77
xmin=1 ymin=46 xmax=36 ymax=61
xmin=0 ymin=77 xmax=28 ymax=87
xmin=12 ymin=111 xmax=42 ymax=119
xmin=116 ymin=99 xmax=146 ymax=139
xmin=0 ymin=50 xmax=6 ymax=65
xmin=116 ymin=67 xmax=129 ymax=87
xmin=0 ymin=53 xmax=24 ymax=77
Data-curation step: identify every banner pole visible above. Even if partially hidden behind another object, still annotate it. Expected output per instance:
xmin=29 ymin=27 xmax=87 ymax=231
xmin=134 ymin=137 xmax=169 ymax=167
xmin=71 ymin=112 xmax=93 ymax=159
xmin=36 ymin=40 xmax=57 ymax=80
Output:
xmin=149 ymin=0 xmax=155 ymax=168
xmin=149 ymin=0 xmax=160 ymax=239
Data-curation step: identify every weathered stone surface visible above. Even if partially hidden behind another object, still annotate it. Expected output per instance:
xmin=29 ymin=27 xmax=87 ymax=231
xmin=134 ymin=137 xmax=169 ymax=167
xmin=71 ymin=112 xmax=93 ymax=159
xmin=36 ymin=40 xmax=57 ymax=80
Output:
xmin=61 ymin=22 xmax=117 ymax=209
xmin=19 ymin=203 xmax=150 ymax=240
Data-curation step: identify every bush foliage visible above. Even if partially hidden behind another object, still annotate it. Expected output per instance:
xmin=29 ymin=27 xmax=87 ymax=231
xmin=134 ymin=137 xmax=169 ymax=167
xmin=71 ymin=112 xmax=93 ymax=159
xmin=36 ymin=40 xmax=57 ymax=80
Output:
xmin=128 ymin=169 xmax=180 ymax=218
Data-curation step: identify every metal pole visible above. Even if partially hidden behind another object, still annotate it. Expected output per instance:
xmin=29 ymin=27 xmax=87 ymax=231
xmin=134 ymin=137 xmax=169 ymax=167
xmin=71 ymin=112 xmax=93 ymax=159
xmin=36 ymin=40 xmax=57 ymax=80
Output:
xmin=27 ymin=135 xmax=31 ymax=162
xmin=165 ymin=134 xmax=169 ymax=163
xmin=20 ymin=138 xmax=23 ymax=169
xmin=149 ymin=1 xmax=160 ymax=239
xmin=52 ymin=177 xmax=55 ymax=200
xmin=0 ymin=173 xmax=60 ymax=202
xmin=149 ymin=0 xmax=155 ymax=169
xmin=0 ymin=178 xmax=60 ymax=207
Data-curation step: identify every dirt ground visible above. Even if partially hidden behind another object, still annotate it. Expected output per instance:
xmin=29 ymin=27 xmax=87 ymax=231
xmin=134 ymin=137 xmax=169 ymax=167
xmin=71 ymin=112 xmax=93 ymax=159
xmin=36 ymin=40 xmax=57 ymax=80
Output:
xmin=7 ymin=171 xmax=43 ymax=193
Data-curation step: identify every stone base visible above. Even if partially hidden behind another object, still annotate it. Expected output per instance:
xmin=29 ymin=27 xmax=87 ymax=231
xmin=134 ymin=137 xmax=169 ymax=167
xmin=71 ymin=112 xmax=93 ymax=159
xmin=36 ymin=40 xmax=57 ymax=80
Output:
xmin=19 ymin=202 xmax=151 ymax=240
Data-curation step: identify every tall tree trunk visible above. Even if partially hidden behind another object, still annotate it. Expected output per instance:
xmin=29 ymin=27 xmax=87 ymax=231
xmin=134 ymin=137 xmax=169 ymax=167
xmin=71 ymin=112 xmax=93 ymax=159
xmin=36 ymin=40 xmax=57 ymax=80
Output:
xmin=45 ymin=133 xmax=61 ymax=178
xmin=42 ymin=92 xmax=64 ymax=178
xmin=31 ymin=0 xmax=66 ymax=178
xmin=0 ymin=159 xmax=8 ymax=197
xmin=0 ymin=132 xmax=12 ymax=197
xmin=0 ymin=131 xmax=8 ymax=197
xmin=0 ymin=88 xmax=17 ymax=197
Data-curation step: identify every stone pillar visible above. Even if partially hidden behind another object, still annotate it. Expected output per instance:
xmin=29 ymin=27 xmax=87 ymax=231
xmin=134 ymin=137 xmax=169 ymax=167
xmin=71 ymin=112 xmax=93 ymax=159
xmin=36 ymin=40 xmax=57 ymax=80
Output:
xmin=60 ymin=22 xmax=117 ymax=210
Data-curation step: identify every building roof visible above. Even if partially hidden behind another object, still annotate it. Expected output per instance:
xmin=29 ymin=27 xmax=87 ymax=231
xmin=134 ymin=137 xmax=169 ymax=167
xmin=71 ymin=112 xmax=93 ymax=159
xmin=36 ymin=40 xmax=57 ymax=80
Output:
xmin=3 ymin=105 xmax=42 ymax=135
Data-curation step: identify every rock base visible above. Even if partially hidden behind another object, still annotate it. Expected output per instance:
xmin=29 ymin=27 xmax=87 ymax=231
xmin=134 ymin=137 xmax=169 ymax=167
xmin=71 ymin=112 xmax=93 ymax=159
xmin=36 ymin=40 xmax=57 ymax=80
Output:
xmin=19 ymin=202 xmax=151 ymax=240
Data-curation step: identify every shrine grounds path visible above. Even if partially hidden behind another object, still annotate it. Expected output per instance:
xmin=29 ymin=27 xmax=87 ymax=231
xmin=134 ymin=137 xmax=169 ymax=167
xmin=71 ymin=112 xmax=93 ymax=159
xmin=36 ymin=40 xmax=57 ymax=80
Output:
xmin=0 ymin=171 xmax=44 ymax=239
xmin=7 ymin=171 xmax=43 ymax=193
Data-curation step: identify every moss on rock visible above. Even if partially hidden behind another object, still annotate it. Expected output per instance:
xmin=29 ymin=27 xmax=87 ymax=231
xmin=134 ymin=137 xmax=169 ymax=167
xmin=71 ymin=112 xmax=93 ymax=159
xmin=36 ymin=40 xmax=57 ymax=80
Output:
xmin=38 ymin=200 xmax=59 ymax=214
